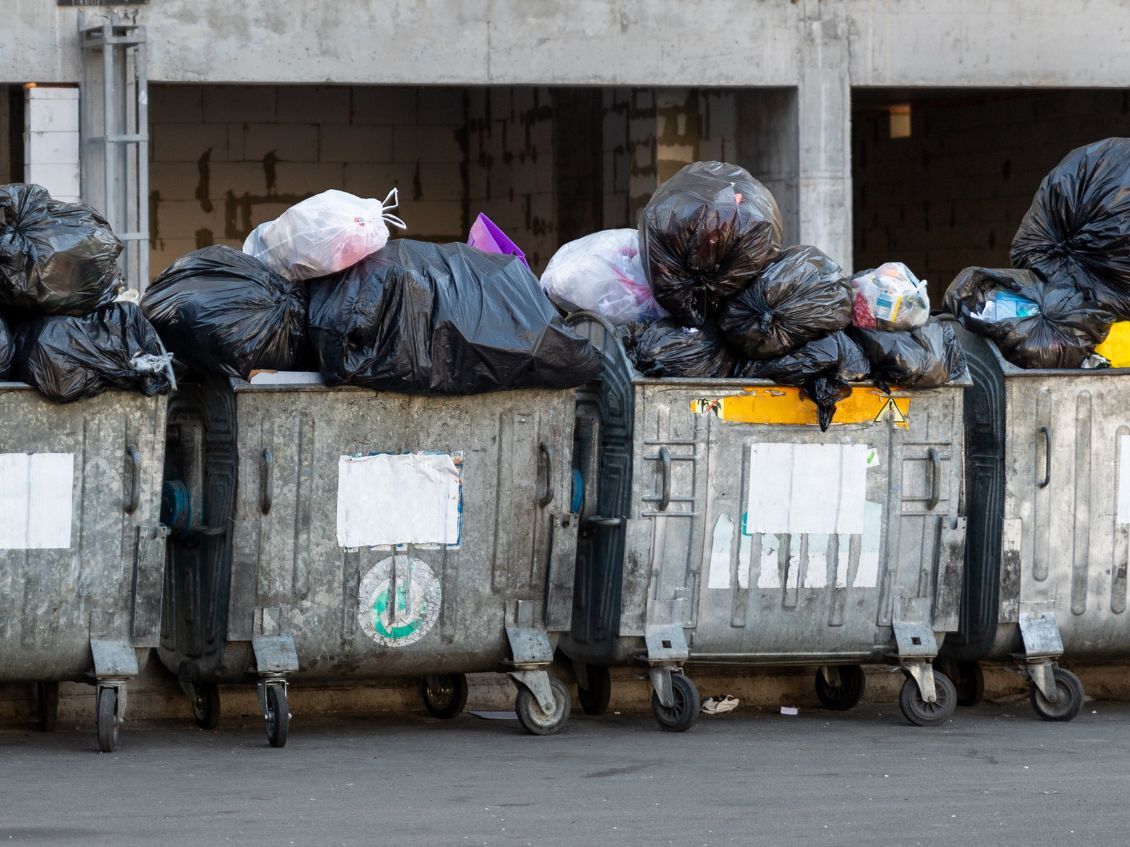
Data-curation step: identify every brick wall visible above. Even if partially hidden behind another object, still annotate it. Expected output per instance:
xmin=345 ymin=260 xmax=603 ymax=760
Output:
xmin=148 ymin=84 xmax=467 ymax=277
xmin=853 ymin=89 xmax=1130 ymax=302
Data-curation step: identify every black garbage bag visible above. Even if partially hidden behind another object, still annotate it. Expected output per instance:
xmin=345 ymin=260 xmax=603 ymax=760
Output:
xmin=15 ymin=300 xmax=174 ymax=403
xmin=734 ymin=331 xmax=869 ymax=430
xmin=0 ymin=183 xmax=122 ymax=315
xmin=848 ymin=319 xmax=967 ymax=391
xmin=308 ymin=239 xmax=602 ymax=394
xmin=639 ymin=161 xmax=782 ymax=327
xmin=625 ymin=319 xmax=736 ymax=378
xmin=142 ymin=245 xmax=307 ymax=379
xmin=1010 ymin=138 xmax=1130 ymax=318
xmin=943 ymin=266 xmax=1113 ymax=369
xmin=0 ymin=311 xmax=13 ymax=379
xmin=716 ymin=245 xmax=852 ymax=360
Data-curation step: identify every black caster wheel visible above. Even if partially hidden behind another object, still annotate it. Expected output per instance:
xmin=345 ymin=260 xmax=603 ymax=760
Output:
xmin=814 ymin=665 xmax=866 ymax=711
xmin=420 ymin=673 xmax=469 ymax=720
xmin=651 ymin=673 xmax=700 ymax=733
xmin=96 ymin=687 xmax=120 ymax=753
xmin=36 ymin=681 xmax=59 ymax=732
xmin=1030 ymin=668 xmax=1084 ymax=722
xmin=515 ymin=676 xmax=571 ymax=736
xmin=191 ymin=683 xmax=221 ymax=730
xmin=577 ymin=666 xmax=612 ymax=716
xmin=265 ymin=685 xmax=290 ymax=748
xmin=898 ymin=670 xmax=956 ymax=728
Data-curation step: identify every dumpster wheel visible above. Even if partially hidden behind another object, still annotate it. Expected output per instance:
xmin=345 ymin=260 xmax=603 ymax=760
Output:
xmin=515 ymin=676 xmax=571 ymax=736
xmin=1030 ymin=668 xmax=1084 ymax=722
xmin=96 ymin=687 xmax=120 ymax=753
xmin=577 ymin=665 xmax=612 ymax=716
xmin=35 ymin=682 xmax=59 ymax=732
xmin=421 ymin=673 xmax=469 ymax=720
xmin=265 ymin=684 xmax=290 ymax=748
xmin=898 ymin=670 xmax=956 ymax=728
xmin=191 ymin=683 xmax=221 ymax=730
xmin=651 ymin=673 xmax=700 ymax=733
xmin=814 ymin=665 xmax=865 ymax=711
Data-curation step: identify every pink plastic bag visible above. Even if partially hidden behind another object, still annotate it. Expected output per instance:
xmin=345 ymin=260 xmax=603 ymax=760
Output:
xmin=467 ymin=213 xmax=528 ymax=267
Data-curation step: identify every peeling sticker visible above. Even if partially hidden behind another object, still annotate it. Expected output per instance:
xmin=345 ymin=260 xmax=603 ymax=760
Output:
xmin=804 ymin=534 xmax=829 ymax=588
xmin=758 ymin=533 xmax=781 ymax=588
xmin=357 ymin=556 xmax=441 ymax=647
xmin=336 ymin=452 xmax=462 ymax=548
xmin=737 ymin=532 xmax=752 ymax=589
xmin=853 ymin=502 xmax=883 ymax=588
xmin=0 ymin=453 xmax=74 ymax=550
xmin=1118 ymin=434 xmax=1130 ymax=524
xmin=707 ymin=513 xmax=735 ymax=589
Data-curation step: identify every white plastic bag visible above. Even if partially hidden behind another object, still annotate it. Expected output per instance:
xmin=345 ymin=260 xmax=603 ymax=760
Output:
xmin=540 ymin=229 xmax=667 ymax=325
xmin=242 ymin=188 xmax=406 ymax=281
xmin=850 ymin=262 xmax=930 ymax=330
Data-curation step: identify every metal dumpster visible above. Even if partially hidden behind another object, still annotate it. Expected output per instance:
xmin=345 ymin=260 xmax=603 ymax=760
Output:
xmin=0 ymin=383 xmax=168 ymax=751
xmin=159 ymin=375 xmax=579 ymax=746
xmin=942 ymin=327 xmax=1118 ymax=721
xmin=562 ymin=314 xmax=969 ymax=730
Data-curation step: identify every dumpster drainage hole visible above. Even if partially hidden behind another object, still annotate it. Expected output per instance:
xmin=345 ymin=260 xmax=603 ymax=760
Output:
xmin=662 ymin=640 xmax=672 ymax=648
xmin=911 ymin=637 xmax=922 ymax=645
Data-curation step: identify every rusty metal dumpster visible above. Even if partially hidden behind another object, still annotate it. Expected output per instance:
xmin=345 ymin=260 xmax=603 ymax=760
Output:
xmin=158 ymin=375 xmax=578 ymax=746
xmin=561 ymin=314 xmax=969 ymax=731
xmin=0 ymin=383 xmax=167 ymax=751
xmin=942 ymin=328 xmax=1114 ymax=721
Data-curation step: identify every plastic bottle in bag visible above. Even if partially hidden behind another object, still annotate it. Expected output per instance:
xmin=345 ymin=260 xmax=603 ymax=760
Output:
xmin=243 ymin=188 xmax=406 ymax=281
xmin=540 ymin=229 xmax=667 ymax=324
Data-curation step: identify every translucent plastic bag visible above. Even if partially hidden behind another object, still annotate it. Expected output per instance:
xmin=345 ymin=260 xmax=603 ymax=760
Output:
xmin=243 ymin=188 xmax=406 ymax=281
xmin=541 ymin=229 xmax=667 ymax=324
xmin=850 ymin=262 xmax=929 ymax=330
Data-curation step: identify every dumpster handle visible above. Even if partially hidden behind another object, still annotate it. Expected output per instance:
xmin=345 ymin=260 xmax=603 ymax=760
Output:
xmin=124 ymin=444 xmax=141 ymax=514
xmin=658 ymin=446 xmax=671 ymax=511
xmin=1038 ymin=426 xmax=1051 ymax=488
xmin=260 ymin=448 xmax=273 ymax=514
xmin=926 ymin=447 xmax=941 ymax=510
xmin=537 ymin=442 xmax=554 ymax=508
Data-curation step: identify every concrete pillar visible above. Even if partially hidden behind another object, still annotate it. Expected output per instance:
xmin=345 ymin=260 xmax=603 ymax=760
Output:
xmin=24 ymin=86 xmax=81 ymax=203
xmin=736 ymin=89 xmax=800 ymax=246
xmin=796 ymin=1 xmax=852 ymax=271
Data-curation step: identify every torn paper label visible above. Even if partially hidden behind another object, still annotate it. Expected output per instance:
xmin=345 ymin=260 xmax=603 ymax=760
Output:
xmin=337 ymin=452 xmax=461 ymax=548
xmin=0 ymin=453 xmax=74 ymax=550
xmin=707 ymin=513 xmax=735 ymax=589
xmin=745 ymin=443 xmax=868 ymax=535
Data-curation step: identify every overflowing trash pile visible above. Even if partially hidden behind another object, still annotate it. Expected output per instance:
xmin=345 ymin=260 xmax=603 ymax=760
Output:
xmin=138 ymin=189 xmax=602 ymax=393
xmin=946 ymin=137 xmax=1130 ymax=369
xmin=542 ymin=161 xmax=965 ymax=429
xmin=0 ymin=183 xmax=174 ymax=402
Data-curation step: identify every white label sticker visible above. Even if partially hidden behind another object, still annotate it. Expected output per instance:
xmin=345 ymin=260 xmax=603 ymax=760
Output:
xmin=336 ymin=453 xmax=461 ymax=548
xmin=0 ymin=453 xmax=74 ymax=550
xmin=745 ymin=443 xmax=869 ymax=536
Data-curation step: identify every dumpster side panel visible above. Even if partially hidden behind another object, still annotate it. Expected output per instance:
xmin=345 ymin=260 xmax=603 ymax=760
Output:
xmin=0 ymin=387 xmax=166 ymax=681
xmin=627 ymin=380 xmax=965 ymax=665
xmin=227 ymin=386 xmax=575 ymax=680
xmin=1002 ymin=371 xmax=1130 ymax=657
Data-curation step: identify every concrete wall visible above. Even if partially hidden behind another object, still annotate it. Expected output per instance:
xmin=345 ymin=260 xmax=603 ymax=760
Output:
xmin=148 ymin=84 xmax=467 ymax=274
xmin=853 ymin=89 xmax=1130 ymax=300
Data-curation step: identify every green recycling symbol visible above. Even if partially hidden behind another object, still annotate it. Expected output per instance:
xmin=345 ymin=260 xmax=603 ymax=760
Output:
xmin=357 ymin=556 xmax=441 ymax=647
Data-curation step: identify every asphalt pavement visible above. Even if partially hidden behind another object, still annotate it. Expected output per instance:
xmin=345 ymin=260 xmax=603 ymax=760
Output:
xmin=1 ymin=701 xmax=1127 ymax=847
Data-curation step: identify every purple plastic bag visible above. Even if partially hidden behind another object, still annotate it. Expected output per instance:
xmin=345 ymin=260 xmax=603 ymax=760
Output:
xmin=467 ymin=212 xmax=528 ymax=268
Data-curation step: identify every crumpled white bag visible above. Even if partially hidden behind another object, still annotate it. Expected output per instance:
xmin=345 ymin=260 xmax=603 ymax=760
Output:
xmin=540 ymin=229 xmax=667 ymax=325
xmin=243 ymin=188 xmax=406 ymax=281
